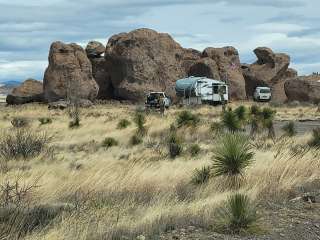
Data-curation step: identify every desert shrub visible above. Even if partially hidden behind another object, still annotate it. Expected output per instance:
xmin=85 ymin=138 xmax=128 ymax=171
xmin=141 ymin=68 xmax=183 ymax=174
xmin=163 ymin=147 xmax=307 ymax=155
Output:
xmin=222 ymin=110 xmax=241 ymax=133
xmin=11 ymin=117 xmax=29 ymax=128
xmin=102 ymin=137 xmax=118 ymax=148
xmin=134 ymin=111 xmax=147 ymax=136
xmin=189 ymin=143 xmax=201 ymax=156
xmin=191 ymin=166 xmax=211 ymax=185
xmin=218 ymin=193 xmax=257 ymax=233
xmin=176 ymin=110 xmax=200 ymax=128
xmin=117 ymin=119 xmax=131 ymax=129
xmin=282 ymin=121 xmax=297 ymax=137
xmin=308 ymin=128 xmax=320 ymax=148
xmin=212 ymin=133 xmax=254 ymax=188
xmin=130 ymin=134 xmax=143 ymax=146
xmin=38 ymin=117 xmax=52 ymax=125
xmin=0 ymin=129 xmax=50 ymax=161
xmin=168 ymin=132 xmax=183 ymax=158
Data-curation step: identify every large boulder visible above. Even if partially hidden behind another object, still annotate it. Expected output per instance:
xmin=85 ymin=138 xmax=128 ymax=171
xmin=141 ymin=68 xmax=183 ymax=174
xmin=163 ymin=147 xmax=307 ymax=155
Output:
xmin=90 ymin=58 xmax=114 ymax=99
xmin=188 ymin=57 xmax=220 ymax=80
xmin=6 ymin=79 xmax=44 ymax=105
xmin=86 ymin=41 xmax=106 ymax=58
xmin=43 ymin=41 xmax=99 ymax=102
xmin=104 ymin=28 xmax=199 ymax=101
xmin=243 ymin=47 xmax=292 ymax=102
xmin=285 ymin=75 xmax=320 ymax=103
xmin=202 ymin=47 xmax=247 ymax=100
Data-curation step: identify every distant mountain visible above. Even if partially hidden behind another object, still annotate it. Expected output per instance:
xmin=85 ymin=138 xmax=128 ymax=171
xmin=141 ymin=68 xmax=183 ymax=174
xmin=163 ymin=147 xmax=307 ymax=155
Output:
xmin=0 ymin=81 xmax=21 ymax=95
xmin=1 ymin=80 xmax=21 ymax=87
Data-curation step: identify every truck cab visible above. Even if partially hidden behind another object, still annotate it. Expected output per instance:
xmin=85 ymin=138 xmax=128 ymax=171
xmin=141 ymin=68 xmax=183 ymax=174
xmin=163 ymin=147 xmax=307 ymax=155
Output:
xmin=253 ymin=87 xmax=271 ymax=102
xmin=145 ymin=92 xmax=171 ymax=108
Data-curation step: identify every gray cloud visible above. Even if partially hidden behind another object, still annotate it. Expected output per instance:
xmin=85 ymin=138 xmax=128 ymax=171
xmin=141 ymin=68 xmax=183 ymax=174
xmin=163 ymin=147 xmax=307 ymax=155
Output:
xmin=0 ymin=0 xmax=319 ymax=82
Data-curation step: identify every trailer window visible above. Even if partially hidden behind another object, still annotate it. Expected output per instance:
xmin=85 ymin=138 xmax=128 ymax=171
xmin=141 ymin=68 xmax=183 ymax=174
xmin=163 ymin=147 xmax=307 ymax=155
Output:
xmin=213 ymin=86 xmax=219 ymax=94
xmin=219 ymin=86 xmax=227 ymax=94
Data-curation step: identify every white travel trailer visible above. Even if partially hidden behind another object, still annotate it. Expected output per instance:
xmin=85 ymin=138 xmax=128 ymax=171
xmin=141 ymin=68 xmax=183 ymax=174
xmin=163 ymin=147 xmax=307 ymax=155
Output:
xmin=175 ymin=76 xmax=229 ymax=105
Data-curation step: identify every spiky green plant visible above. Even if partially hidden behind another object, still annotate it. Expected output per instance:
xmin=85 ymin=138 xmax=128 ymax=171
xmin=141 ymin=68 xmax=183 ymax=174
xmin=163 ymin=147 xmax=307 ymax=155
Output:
xmin=189 ymin=144 xmax=201 ymax=156
xmin=102 ymin=137 xmax=118 ymax=148
xmin=308 ymin=128 xmax=320 ymax=148
xmin=212 ymin=133 xmax=254 ymax=187
xmin=249 ymin=105 xmax=261 ymax=137
xmin=282 ymin=121 xmax=297 ymax=137
xmin=168 ymin=132 xmax=183 ymax=158
xmin=191 ymin=166 xmax=211 ymax=185
xmin=218 ymin=193 xmax=257 ymax=233
xmin=234 ymin=106 xmax=247 ymax=125
xmin=117 ymin=119 xmax=131 ymax=129
xmin=133 ymin=111 xmax=147 ymax=136
xmin=261 ymin=107 xmax=276 ymax=139
xmin=176 ymin=110 xmax=200 ymax=128
xmin=222 ymin=110 xmax=241 ymax=133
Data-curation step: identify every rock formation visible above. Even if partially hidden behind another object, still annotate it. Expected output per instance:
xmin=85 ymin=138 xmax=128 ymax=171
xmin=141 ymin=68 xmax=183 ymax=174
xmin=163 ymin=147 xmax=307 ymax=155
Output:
xmin=43 ymin=41 xmax=99 ymax=102
xmin=188 ymin=57 xmax=220 ymax=80
xmin=242 ymin=47 xmax=295 ymax=102
xmin=202 ymin=47 xmax=247 ymax=100
xmin=86 ymin=41 xmax=106 ymax=58
xmin=103 ymin=28 xmax=199 ymax=101
xmin=285 ymin=75 xmax=320 ymax=103
xmin=6 ymin=79 xmax=43 ymax=105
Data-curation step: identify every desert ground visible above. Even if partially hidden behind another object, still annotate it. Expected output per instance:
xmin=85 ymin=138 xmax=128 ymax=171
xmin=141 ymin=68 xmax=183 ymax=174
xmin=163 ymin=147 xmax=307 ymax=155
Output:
xmin=0 ymin=101 xmax=319 ymax=240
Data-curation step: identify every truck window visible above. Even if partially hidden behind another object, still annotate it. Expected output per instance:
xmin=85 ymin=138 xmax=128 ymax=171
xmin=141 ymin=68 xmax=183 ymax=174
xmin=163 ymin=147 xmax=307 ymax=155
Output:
xmin=260 ymin=89 xmax=270 ymax=93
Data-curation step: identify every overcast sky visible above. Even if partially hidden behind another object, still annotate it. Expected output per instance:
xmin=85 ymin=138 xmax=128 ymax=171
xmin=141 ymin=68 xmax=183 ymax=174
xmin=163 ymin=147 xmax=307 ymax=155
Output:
xmin=0 ymin=0 xmax=319 ymax=83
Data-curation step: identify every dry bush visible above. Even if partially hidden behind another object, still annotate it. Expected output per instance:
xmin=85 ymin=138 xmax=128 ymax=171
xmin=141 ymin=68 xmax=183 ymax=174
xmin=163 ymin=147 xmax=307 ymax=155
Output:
xmin=0 ymin=129 xmax=50 ymax=161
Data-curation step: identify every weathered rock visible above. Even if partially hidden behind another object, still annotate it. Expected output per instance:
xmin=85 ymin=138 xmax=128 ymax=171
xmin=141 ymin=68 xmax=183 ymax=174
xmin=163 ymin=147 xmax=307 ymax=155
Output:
xmin=90 ymin=57 xmax=114 ymax=99
xmin=6 ymin=79 xmax=44 ymax=105
xmin=285 ymin=75 xmax=320 ymax=103
xmin=188 ymin=57 xmax=220 ymax=80
xmin=43 ymin=41 xmax=99 ymax=102
xmin=243 ymin=47 xmax=292 ymax=102
xmin=86 ymin=41 xmax=106 ymax=58
xmin=104 ymin=28 xmax=198 ymax=101
xmin=202 ymin=47 xmax=246 ymax=100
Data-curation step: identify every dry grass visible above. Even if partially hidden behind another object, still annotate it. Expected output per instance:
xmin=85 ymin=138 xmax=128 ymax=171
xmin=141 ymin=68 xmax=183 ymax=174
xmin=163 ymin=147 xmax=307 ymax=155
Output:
xmin=0 ymin=102 xmax=319 ymax=239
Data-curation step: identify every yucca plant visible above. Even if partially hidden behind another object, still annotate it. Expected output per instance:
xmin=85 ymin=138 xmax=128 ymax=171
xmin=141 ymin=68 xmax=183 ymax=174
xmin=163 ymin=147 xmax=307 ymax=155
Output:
xmin=308 ymin=127 xmax=320 ymax=148
xmin=222 ymin=110 xmax=241 ymax=133
xmin=168 ymin=132 xmax=183 ymax=158
xmin=189 ymin=143 xmax=201 ymax=156
xmin=102 ymin=137 xmax=118 ymax=148
xmin=234 ymin=106 xmax=248 ymax=127
xmin=133 ymin=111 xmax=147 ymax=136
xmin=191 ymin=166 xmax=211 ymax=185
xmin=176 ymin=110 xmax=200 ymax=128
xmin=117 ymin=119 xmax=131 ymax=129
xmin=282 ymin=121 xmax=297 ymax=137
xmin=218 ymin=193 xmax=257 ymax=233
xmin=249 ymin=105 xmax=261 ymax=137
xmin=212 ymin=133 xmax=254 ymax=188
xmin=261 ymin=107 xmax=276 ymax=139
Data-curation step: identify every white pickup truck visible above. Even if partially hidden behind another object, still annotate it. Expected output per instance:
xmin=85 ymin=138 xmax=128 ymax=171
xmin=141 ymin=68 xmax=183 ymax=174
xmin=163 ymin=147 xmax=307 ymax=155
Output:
xmin=253 ymin=87 xmax=272 ymax=102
